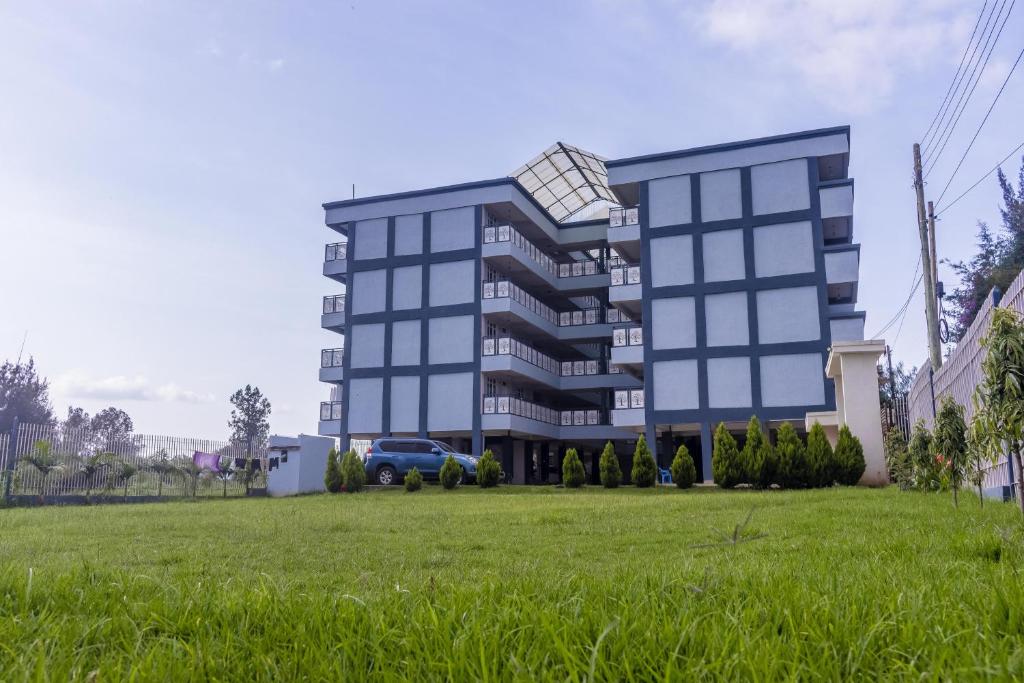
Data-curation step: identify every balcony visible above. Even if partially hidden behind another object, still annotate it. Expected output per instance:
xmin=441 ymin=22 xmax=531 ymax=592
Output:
xmin=609 ymin=263 xmax=643 ymax=320
xmin=608 ymin=207 xmax=641 ymax=261
xmin=819 ymin=181 xmax=853 ymax=244
xmin=321 ymin=294 xmax=346 ymax=331
xmin=481 ymin=279 xmax=616 ymax=343
xmin=611 ymin=326 xmax=644 ymax=371
xmin=481 ymin=396 xmax=635 ymax=440
xmin=319 ymin=347 xmax=344 ymax=383
xmin=483 ymin=224 xmax=610 ymax=294
xmin=612 ymin=388 xmax=646 ymax=427
xmin=481 ymin=336 xmax=561 ymax=389
xmin=318 ymin=401 xmax=343 ymax=436
xmin=824 ymin=247 xmax=859 ymax=304
xmin=323 ymin=242 xmax=348 ymax=281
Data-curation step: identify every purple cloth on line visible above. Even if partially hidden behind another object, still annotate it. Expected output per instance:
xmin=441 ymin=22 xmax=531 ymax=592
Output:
xmin=193 ymin=451 xmax=220 ymax=472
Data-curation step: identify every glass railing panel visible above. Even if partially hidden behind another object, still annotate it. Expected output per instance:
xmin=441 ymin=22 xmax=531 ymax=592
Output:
xmin=325 ymin=242 xmax=348 ymax=261
xmin=612 ymin=326 xmax=644 ymax=347
xmin=321 ymin=348 xmax=345 ymax=368
xmin=609 ymin=207 xmax=640 ymax=228
xmin=613 ymin=389 xmax=646 ymax=409
xmin=322 ymin=295 xmax=346 ymax=314
xmin=320 ymin=401 xmax=343 ymax=421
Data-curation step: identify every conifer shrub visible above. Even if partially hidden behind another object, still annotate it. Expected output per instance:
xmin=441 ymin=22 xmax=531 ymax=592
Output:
xmin=439 ymin=454 xmax=462 ymax=490
xmin=324 ymin=447 xmax=342 ymax=493
xmin=740 ymin=416 xmax=765 ymax=486
xmin=712 ymin=422 xmax=743 ymax=488
xmin=562 ymin=448 xmax=586 ymax=488
xmin=775 ymin=422 xmax=810 ymax=488
xmin=404 ymin=466 xmax=423 ymax=492
xmin=670 ymin=443 xmax=696 ymax=489
xmin=631 ymin=435 xmax=657 ymax=488
xmin=340 ymin=449 xmax=366 ymax=493
xmin=476 ymin=449 xmax=501 ymax=488
xmin=834 ymin=424 xmax=867 ymax=486
xmin=806 ymin=423 xmax=834 ymax=487
xmin=599 ymin=441 xmax=622 ymax=488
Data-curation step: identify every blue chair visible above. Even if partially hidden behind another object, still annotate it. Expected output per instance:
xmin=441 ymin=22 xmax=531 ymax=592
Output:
xmin=659 ymin=468 xmax=672 ymax=485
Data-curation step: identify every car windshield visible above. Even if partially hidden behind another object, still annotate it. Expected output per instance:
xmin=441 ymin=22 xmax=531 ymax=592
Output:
xmin=434 ymin=441 xmax=456 ymax=453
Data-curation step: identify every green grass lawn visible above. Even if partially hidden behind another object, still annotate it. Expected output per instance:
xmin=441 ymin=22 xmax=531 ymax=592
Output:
xmin=1 ymin=486 xmax=1023 ymax=680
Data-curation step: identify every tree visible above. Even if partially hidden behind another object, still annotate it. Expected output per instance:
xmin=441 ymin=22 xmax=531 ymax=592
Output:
xmin=215 ymin=456 xmax=237 ymax=498
xmin=966 ymin=416 xmax=988 ymax=507
xmin=114 ymin=461 xmax=138 ymax=502
xmin=324 ymin=447 xmax=342 ymax=493
xmin=438 ymin=454 xmax=461 ymax=490
xmin=740 ymin=416 xmax=776 ymax=488
xmin=341 ymin=449 xmax=366 ymax=492
xmin=599 ymin=441 xmax=622 ymax=488
xmin=23 ymin=439 xmax=61 ymax=497
xmin=883 ymin=427 xmax=912 ymax=490
xmin=806 ymin=423 xmax=834 ymax=487
xmin=712 ymin=423 xmax=743 ymax=488
xmin=76 ymin=451 xmax=111 ymax=500
xmin=834 ymin=425 xmax=866 ymax=486
xmin=64 ymin=406 xmax=91 ymax=431
xmin=476 ymin=449 xmax=501 ymax=488
xmin=147 ymin=448 xmax=175 ymax=498
xmin=933 ymin=396 xmax=968 ymax=507
xmin=0 ymin=357 xmax=54 ymax=433
xmin=775 ymin=422 xmax=810 ymax=488
xmin=631 ymin=435 xmax=656 ymax=488
xmin=228 ymin=385 xmax=272 ymax=457
xmin=878 ymin=361 xmax=916 ymax=414
xmin=404 ymin=466 xmax=423 ymax=492
xmin=670 ymin=444 xmax=696 ymax=489
xmin=973 ymin=307 xmax=1024 ymax=515
xmin=908 ymin=420 xmax=937 ymax=490
xmin=176 ymin=456 xmax=202 ymax=497
xmin=90 ymin=407 xmax=136 ymax=453
xmin=562 ymin=448 xmax=586 ymax=488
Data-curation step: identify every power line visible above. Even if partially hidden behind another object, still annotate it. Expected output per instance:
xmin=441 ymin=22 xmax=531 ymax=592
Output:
xmin=935 ymin=139 xmax=1024 ymax=216
xmin=924 ymin=0 xmax=1015 ymax=176
xmin=920 ymin=0 xmax=990 ymax=146
xmin=872 ymin=257 xmax=923 ymax=338
xmin=934 ymin=43 xmax=1024 ymax=206
xmin=923 ymin=0 xmax=1004 ymax=155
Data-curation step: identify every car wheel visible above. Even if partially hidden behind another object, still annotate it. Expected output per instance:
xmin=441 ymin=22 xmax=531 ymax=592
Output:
xmin=376 ymin=466 xmax=397 ymax=486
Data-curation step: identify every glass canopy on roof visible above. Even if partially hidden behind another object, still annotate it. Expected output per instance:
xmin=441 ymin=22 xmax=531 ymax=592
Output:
xmin=510 ymin=142 xmax=619 ymax=223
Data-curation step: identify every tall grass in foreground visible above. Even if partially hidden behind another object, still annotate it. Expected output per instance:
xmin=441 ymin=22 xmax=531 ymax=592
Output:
xmin=1 ymin=487 xmax=1023 ymax=680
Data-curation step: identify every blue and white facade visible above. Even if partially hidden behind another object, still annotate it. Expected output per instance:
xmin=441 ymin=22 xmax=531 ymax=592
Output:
xmin=319 ymin=127 xmax=863 ymax=483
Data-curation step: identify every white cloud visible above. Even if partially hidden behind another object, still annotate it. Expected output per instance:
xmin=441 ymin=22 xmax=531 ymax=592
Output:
xmin=53 ymin=372 xmax=215 ymax=404
xmin=691 ymin=0 xmax=967 ymax=113
xmin=267 ymin=58 xmax=285 ymax=72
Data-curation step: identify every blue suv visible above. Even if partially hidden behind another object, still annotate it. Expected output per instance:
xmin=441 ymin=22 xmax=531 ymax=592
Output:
xmin=364 ymin=438 xmax=478 ymax=486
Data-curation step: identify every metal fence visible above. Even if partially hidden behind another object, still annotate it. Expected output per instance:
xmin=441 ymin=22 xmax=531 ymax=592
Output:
xmin=1 ymin=421 xmax=268 ymax=503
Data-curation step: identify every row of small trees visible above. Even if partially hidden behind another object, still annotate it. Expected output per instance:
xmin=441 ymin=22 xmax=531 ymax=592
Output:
xmin=712 ymin=417 xmax=866 ymax=489
xmin=324 ymin=448 xmax=367 ymax=493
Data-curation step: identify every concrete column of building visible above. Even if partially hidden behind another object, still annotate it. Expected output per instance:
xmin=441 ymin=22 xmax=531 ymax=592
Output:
xmin=523 ymin=441 xmax=534 ymax=484
xmin=556 ymin=444 xmax=566 ymax=484
xmin=502 ymin=435 xmax=514 ymax=481
xmin=700 ymin=422 xmax=713 ymax=484
xmin=822 ymin=341 xmax=888 ymax=486
xmin=660 ymin=432 xmax=674 ymax=470
xmin=590 ymin=450 xmax=600 ymax=484
xmin=539 ymin=442 xmax=550 ymax=483
xmin=644 ymin=424 xmax=657 ymax=468
xmin=512 ymin=440 xmax=527 ymax=485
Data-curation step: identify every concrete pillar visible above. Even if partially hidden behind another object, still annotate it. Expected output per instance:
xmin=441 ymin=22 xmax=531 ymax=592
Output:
xmin=590 ymin=451 xmax=601 ymax=485
xmin=512 ymin=440 xmax=527 ymax=485
xmin=556 ymin=444 xmax=566 ymax=484
xmin=539 ymin=442 xmax=550 ymax=483
xmin=660 ymin=432 xmax=674 ymax=469
xmin=700 ymin=422 xmax=713 ymax=484
xmin=502 ymin=435 xmax=514 ymax=481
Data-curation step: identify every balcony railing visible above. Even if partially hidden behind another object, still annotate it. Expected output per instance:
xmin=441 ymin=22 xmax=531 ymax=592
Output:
xmin=560 ymin=359 xmax=601 ymax=377
xmin=613 ymin=389 xmax=646 ymax=409
xmin=609 ymin=264 xmax=642 ymax=286
xmin=322 ymin=295 xmax=346 ymax=314
xmin=325 ymin=242 xmax=347 ymax=261
xmin=483 ymin=224 xmax=557 ymax=278
xmin=557 ymin=256 xmax=627 ymax=279
xmin=321 ymin=348 xmax=344 ymax=368
xmin=482 ymin=396 xmax=606 ymax=427
xmin=612 ymin=326 xmax=644 ymax=347
xmin=320 ymin=401 xmax=343 ymax=421
xmin=482 ymin=336 xmax=560 ymax=375
xmin=609 ymin=207 xmax=640 ymax=228
xmin=483 ymin=280 xmax=618 ymax=329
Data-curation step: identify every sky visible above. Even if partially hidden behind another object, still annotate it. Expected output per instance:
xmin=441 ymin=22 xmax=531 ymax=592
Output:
xmin=1 ymin=0 xmax=1022 ymax=439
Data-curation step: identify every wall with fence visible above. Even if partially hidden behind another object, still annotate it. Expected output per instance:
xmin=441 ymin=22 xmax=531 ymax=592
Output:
xmin=0 ymin=421 xmax=268 ymax=503
xmin=906 ymin=266 xmax=1024 ymax=496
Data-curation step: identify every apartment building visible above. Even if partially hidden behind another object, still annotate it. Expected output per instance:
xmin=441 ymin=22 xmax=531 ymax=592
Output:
xmin=319 ymin=127 xmax=863 ymax=483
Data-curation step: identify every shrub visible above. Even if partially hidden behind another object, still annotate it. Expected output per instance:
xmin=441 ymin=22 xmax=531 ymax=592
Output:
xmin=740 ymin=416 xmax=765 ymax=486
xmin=324 ymin=447 xmax=342 ymax=493
xmin=775 ymin=422 xmax=810 ymax=488
xmin=670 ymin=444 xmax=696 ymax=489
xmin=599 ymin=441 xmax=622 ymax=488
xmin=477 ymin=450 xmax=501 ymax=488
xmin=712 ymin=423 xmax=743 ymax=488
xmin=404 ymin=467 xmax=423 ymax=492
xmin=933 ymin=396 xmax=968 ymax=506
xmin=834 ymin=424 xmax=866 ymax=486
xmin=884 ymin=426 xmax=912 ymax=490
xmin=806 ymin=423 xmax=835 ymax=487
xmin=340 ymin=449 xmax=366 ymax=493
xmin=631 ymin=435 xmax=657 ymax=488
xmin=439 ymin=454 xmax=461 ymax=490
xmin=562 ymin=448 xmax=586 ymax=488
xmin=908 ymin=420 xmax=940 ymax=490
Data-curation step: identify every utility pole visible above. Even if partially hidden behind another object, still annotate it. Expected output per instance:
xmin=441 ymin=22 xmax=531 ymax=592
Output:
xmin=913 ymin=143 xmax=942 ymax=370
xmin=927 ymin=201 xmax=939 ymax=300
xmin=886 ymin=345 xmax=897 ymax=428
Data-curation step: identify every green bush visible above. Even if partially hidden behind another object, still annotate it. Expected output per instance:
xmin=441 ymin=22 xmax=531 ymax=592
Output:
xmin=477 ymin=450 xmax=501 ymax=488
xmin=439 ymin=454 xmax=462 ymax=490
xmin=562 ymin=448 xmax=586 ymax=488
xmin=631 ymin=435 xmax=657 ymax=488
xmin=775 ymin=422 xmax=810 ymax=488
xmin=599 ymin=441 xmax=622 ymax=488
xmin=908 ymin=420 xmax=941 ymax=491
xmin=884 ymin=426 xmax=912 ymax=490
xmin=670 ymin=444 xmax=696 ymax=489
xmin=933 ymin=396 xmax=968 ymax=505
xmin=324 ymin=447 xmax=342 ymax=493
xmin=712 ymin=423 xmax=743 ymax=488
xmin=340 ymin=449 xmax=366 ymax=493
xmin=806 ymin=423 xmax=834 ymax=487
xmin=834 ymin=424 xmax=866 ymax=486
xmin=404 ymin=467 xmax=423 ymax=492
xmin=740 ymin=416 xmax=765 ymax=486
